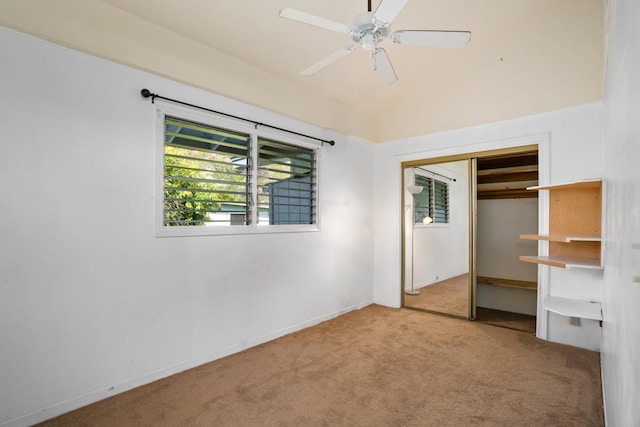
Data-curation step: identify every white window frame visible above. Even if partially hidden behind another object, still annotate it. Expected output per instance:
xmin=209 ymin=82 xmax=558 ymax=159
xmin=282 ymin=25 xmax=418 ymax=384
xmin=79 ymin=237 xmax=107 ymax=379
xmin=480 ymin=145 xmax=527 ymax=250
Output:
xmin=155 ymin=101 xmax=321 ymax=237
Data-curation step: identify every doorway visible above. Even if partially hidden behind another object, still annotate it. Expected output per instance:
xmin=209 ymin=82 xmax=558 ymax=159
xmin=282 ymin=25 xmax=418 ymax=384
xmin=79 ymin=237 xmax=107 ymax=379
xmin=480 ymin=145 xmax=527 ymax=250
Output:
xmin=401 ymin=147 xmax=539 ymax=333
xmin=475 ymin=151 xmax=539 ymax=333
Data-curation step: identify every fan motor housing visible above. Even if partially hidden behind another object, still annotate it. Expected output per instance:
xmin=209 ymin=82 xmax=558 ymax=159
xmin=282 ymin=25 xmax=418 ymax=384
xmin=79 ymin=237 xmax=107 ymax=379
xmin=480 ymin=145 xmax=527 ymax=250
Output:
xmin=351 ymin=12 xmax=389 ymax=47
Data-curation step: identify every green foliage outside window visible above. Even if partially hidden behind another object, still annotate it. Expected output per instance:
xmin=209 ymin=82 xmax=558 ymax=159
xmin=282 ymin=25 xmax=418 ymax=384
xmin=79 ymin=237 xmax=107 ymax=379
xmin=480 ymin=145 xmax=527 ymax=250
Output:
xmin=164 ymin=117 xmax=250 ymax=226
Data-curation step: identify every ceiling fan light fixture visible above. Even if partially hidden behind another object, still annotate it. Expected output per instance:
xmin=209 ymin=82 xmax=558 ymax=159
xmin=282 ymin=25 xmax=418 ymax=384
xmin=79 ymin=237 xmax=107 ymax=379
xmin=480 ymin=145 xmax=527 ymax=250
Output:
xmin=361 ymin=33 xmax=376 ymax=51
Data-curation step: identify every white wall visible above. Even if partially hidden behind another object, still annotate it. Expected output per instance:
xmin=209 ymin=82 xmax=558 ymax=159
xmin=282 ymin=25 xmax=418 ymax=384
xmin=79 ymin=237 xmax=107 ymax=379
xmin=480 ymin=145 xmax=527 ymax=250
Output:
xmin=601 ymin=0 xmax=640 ymax=425
xmin=0 ymin=27 xmax=374 ymax=426
xmin=373 ymin=103 xmax=604 ymax=351
xmin=477 ymin=198 xmax=538 ymax=282
xmin=476 ymin=285 xmax=537 ymax=316
xmin=476 ymin=198 xmax=538 ymax=315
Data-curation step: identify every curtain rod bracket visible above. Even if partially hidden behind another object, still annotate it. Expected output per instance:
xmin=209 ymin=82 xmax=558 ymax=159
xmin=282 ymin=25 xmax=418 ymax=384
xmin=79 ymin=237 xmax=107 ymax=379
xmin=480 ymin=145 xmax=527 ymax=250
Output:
xmin=139 ymin=88 xmax=335 ymax=146
xmin=140 ymin=88 xmax=157 ymax=103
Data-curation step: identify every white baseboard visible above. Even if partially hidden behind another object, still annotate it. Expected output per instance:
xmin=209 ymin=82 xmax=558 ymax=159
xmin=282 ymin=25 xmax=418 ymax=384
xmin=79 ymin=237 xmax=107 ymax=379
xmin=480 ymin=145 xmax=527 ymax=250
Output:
xmin=2 ymin=301 xmax=373 ymax=427
xmin=1 ymin=344 xmax=242 ymax=427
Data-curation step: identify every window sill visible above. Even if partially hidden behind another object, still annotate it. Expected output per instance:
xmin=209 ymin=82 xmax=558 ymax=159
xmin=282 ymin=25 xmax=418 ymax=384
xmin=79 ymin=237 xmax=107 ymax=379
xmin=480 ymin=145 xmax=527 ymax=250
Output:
xmin=156 ymin=224 xmax=320 ymax=238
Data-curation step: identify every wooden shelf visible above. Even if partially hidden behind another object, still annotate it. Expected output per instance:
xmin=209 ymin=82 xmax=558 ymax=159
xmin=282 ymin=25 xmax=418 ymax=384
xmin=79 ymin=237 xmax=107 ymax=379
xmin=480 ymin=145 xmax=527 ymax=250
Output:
xmin=526 ymin=179 xmax=602 ymax=191
xmin=519 ymin=180 xmax=603 ymax=269
xmin=476 ymin=276 xmax=537 ymax=290
xmin=543 ymin=296 xmax=602 ymax=320
xmin=519 ymin=255 xmax=602 ymax=269
xmin=520 ymin=234 xmax=601 ymax=243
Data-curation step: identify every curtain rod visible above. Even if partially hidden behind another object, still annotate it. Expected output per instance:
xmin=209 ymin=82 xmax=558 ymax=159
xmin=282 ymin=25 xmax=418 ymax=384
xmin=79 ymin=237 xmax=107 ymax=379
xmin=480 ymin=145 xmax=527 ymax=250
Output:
xmin=417 ymin=167 xmax=457 ymax=182
xmin=140 ymin=89 xmax=335 ymax=146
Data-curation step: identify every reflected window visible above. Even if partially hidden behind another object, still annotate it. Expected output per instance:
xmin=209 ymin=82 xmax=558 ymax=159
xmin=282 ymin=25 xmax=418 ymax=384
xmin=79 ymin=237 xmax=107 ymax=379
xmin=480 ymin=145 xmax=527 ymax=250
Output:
xmin=414 ymin=175 xmax=450 ymax=224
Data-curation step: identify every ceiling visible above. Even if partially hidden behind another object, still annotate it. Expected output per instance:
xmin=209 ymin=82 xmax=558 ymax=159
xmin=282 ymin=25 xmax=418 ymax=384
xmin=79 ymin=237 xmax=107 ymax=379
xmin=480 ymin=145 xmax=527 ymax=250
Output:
xmin=0 ymin=0 xmax=605 ymax=142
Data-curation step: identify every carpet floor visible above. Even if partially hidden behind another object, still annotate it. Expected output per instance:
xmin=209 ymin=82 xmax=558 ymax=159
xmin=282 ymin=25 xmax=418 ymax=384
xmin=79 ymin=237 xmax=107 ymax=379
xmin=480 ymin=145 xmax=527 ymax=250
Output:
xmin=405 ymin=274 xmax=538 ymax=334
xmin=404 ymin=274 xmax=469 ymax=317
xmin=37 ymin=305 xmax=603 ymax=426
xmin=476 ymin=307 xmax=537 ymax=334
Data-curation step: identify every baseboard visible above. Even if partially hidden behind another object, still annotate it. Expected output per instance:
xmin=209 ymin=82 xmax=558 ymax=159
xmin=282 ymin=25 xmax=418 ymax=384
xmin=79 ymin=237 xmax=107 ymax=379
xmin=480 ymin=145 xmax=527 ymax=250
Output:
xmin=1 ymin=343 xmax=243 ymax=427
xmin=244 ymin=300 xmax=373 ymax=349
xmin=601 ymin=358 xmax=608 ymax=426
xmin=2 ymin=300 xmax=373 ymax=427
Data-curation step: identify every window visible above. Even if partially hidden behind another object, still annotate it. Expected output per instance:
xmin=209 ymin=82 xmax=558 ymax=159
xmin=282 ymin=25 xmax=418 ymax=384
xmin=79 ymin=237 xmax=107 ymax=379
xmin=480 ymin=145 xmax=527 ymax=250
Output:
xmin=414 ymin=175 xmax=450 ymax=224
xmin=258 ymin=138 xmax=316 ymax=225
xmin=163 ymin=117 xmax=251 ymax=227
xmin=157 ymin=104 xmax=319 ymax=236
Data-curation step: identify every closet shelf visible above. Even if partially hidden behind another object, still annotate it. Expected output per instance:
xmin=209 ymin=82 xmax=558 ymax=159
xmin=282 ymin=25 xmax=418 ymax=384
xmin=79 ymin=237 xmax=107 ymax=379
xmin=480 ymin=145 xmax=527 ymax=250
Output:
xmin=476 ymin=276 xmax=537 ymax=290
xmin=519 ymin=255 xmax=602 ymax=269
xmin=526 ymin=179 xmax=602 ymax=191
xmin=520 ymin=234 xmax=601 ymax=243
xmin=519 ymin=179 xmax=603 ymax=269
xmin=543 ymin=296 xmax=602 ymax=320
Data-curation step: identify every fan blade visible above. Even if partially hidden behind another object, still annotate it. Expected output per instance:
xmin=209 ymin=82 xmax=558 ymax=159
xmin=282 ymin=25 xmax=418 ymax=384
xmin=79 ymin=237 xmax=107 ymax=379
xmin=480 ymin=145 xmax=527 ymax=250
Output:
xmin=279 ymin=8 xmax=351 ymax=34
xmin=371 ymin=48 xmax=397 ymax=85
xmin=373 ymin=0 xmax=409 ymax=26
xmin=391 ymin=30 xmax=471 ymax=48
xmin=301 ymin=46 xmax=357 ymax=76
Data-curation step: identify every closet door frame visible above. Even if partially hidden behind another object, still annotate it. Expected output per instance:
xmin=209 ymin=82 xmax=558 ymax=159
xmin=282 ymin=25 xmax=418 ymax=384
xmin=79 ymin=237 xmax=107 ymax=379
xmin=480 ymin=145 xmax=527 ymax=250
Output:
xmin=400 ymin=143 xmax=546 ymax=328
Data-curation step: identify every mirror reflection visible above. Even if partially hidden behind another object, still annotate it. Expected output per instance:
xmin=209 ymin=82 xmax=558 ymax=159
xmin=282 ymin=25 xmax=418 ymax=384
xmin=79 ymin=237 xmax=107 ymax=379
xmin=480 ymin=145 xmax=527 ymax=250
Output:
xmin=403 ymin=160 xmax=470 ymax=318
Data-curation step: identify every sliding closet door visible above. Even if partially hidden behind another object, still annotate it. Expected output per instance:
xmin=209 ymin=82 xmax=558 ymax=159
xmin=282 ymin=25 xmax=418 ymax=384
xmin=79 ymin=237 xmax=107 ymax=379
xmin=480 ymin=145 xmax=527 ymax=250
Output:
xmin=402 ymin=147 xmax=540 ymax=320
xmin=402 ymin=159 xmax=472 ymax=319
xmin=470 ymin=158 xmax=477 ymax=320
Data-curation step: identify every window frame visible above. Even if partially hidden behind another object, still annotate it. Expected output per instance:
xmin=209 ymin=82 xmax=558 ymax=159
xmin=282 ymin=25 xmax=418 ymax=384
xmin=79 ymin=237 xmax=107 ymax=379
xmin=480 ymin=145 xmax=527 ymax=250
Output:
xmin=155 ymin=101 xmax=321 ymax=237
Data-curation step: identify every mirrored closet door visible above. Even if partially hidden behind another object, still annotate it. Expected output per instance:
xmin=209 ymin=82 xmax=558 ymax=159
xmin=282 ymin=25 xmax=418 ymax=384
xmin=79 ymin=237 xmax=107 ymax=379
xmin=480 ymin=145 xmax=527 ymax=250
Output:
xmin=402 ymin=159 xmax=473 ymax=318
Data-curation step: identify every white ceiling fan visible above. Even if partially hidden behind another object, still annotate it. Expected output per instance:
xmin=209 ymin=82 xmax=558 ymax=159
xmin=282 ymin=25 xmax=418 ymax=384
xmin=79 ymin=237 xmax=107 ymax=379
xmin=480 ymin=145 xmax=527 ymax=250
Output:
xmin=279 ymin=0 xmax=471 ymax=85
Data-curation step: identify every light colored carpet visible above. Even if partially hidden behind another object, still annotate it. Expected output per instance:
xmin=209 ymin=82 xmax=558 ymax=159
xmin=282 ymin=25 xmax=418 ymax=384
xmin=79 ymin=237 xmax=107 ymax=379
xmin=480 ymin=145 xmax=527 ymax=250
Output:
xmin=404 ymin=274 xmax=470 ymax=317
xmin=37 ymin=305 xmax=603 ymax=426
xmin=405 ymin=275 xmax=537 ymax=333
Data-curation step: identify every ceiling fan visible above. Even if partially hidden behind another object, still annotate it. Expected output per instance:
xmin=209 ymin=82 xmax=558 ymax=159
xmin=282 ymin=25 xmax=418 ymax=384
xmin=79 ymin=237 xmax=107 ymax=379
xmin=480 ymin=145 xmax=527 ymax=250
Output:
xmin=279 ymin=0 xmax=471 ymax=85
